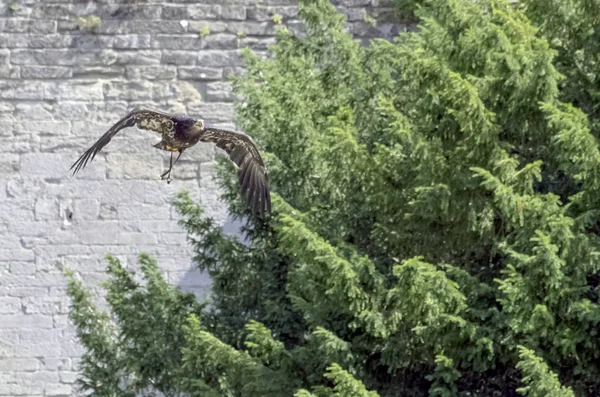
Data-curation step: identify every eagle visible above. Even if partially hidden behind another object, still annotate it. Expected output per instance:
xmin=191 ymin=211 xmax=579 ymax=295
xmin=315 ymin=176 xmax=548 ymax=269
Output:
xmin=70 ymin=108 xmax=271 ymax=217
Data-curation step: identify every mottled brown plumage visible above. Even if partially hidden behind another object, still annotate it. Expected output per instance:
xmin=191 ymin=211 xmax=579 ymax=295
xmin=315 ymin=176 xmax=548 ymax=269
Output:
xmin=70 ymin=108 xmax=271 ymax=217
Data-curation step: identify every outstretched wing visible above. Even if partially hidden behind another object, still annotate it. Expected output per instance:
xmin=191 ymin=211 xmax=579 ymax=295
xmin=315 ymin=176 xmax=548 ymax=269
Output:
xmin=70 ymin=108 xmax=176 ymax=175
xmin=201 ymin=127 xmax=271 ymax=217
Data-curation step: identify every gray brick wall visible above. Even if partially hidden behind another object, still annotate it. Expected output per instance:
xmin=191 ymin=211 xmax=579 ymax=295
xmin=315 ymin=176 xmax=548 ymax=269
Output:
xmin=0 ymin=0 xmax=404 ymax=395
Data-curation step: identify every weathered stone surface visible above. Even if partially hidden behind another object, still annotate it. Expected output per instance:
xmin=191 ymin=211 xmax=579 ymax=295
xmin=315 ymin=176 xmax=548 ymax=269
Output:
xmin=197 ymin=50 xmax=243 ymax=67
xmin=247 ymin=6 xmax=298 ymax=21
xmin=162 ymin=50 xmax=198 ymax=65
xmin=225 ymin=21 xmax=275 ymax=36
xmin=161 ymin=6 xmax=188 ymax=19
xmin=188 ymin=20 xmax=229 ymax=34
xmin=239 ymin=36 xmax=276 ymax=51
xmin=96 ymin=5 xmax=162 ymax=20
xmin=0 ymin=67 xmax=20 ymax=79
xmin=188 ymin=102 xmax=235 ymax=122
xmin=103 ymin=81 xmax=154 ymax=101
xmin=44 ymin=81 xmax=104 ymax=101
xmin=206 ymin=81 xmax=236 ymax=102
xmin=113 ymin=34 xmax=153 ymax=49
xmin=178 ymin=66 xmax=223 ymax=80
xmin=11 ymin=49 xmax=118 ymax=66
xmin=0 ymin=82 xmax=44 ymax=100
xmin=98 ymin=20 xmax=187 ymax=35
xmin=114 ymin=50 xmax=162 ymax=65
xmin=125 ymin=65 xmax=177 ymax=80
xmin=20 ymin=153 xmax=69 ymax=179
xmin=4 ymin=19 xmax=56 ymax=34
xmin=21 ymin=66 xmax=71 ymax=79
xmin=221 ymin=6 xmax=247 ymax=20
xmin=188 ymin=4 xmax=221 ymax=20
xmin=72 ymin=65 xmax=125 ymax=78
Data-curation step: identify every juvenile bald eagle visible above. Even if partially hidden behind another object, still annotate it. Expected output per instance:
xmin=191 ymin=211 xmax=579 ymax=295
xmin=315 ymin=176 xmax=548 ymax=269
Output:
xmin=70 ymin=108 xmax=271 ymax=217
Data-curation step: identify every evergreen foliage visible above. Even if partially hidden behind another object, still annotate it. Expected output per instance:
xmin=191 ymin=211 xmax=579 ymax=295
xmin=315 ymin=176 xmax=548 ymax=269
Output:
xmin=66 ymin=0 xmax=600 ymax=395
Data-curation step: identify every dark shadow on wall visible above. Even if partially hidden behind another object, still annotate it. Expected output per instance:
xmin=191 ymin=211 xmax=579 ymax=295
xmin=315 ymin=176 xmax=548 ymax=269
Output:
xmin=175 ymin=213 xmax=246 ymax=301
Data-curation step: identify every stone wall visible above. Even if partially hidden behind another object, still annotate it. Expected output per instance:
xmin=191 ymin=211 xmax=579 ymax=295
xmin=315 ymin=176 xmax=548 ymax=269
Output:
xmin=0 ymin=0 xmax=402 ymax=395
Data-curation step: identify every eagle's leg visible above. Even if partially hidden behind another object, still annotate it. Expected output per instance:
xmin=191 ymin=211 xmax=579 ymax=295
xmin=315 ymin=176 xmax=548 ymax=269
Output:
xmin=161 ymin=152 xmax=174 ymax=184
xmin=160 ymin=151 xmax=183 ymax=184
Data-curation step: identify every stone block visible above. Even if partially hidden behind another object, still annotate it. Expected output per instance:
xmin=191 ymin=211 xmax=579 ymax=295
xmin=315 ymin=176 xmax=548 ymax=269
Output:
xmin=0 ymin=82 xmax=44 ymax=100
xmin=15 ymin=121 xmax=71 ymax=136
xmin=120 ymin=232 xmax=158 ymax=245
xmin=117 ymin=202 xmax=172 ymax=221
xmin=157 ymin=34 xmax=195 ymax=53
xmin=44 ymin=81 xmax=104 ymax=101
xmin=45 ymin=384 xmax=72 ymax=397
xmin=0 ymin=298 xmax=21 ymax=314
xmin=72 ymin=65 xmax=125 ymax=78
xmin=5 ymin=288 xmax=47 ymax=298
xmin=99 ymin=5 xmax=162 ymax=19
xmin=31 ymin=4 xmax=74 ymax=20
xmin=247 ymin=5 xmax=298 ymax=21
xmin=188 ymin=4 xmax=221 ymax=19
xmin=22 ymin=297 xmax=70 ymax=315
xmin=69 ymin=35 xmax=113 ymax=49
xmin=52 ymin=102 xmax=88 ymax=121
xmin=10 ymin=371 xmax=60 ymax=388
xmin=103 ymin=81 xmax=154 ymax=101
xmin=197 ymin=50 xmax=243 ymax=67
xmin=239 ymin=36 xmax=276 ymax=51
xmin=9 ymin=262 xmax=36 ymax=275
xmin=113 ymin=34 xmax=152 ymax=49
xmin=225 ymin=21 xmax=274 ymax=36
xmin=31 ymin=20 xmax=57 ymax=34
xmin=188 ymin=20 xmax=228 ymax=34
xmin=152 ymin=81 xmax=202 ymax=103
xmin=206 ymin=81 xmax=236 ymax=101
xmin=35 ymin=199 xmax=59 ymax=221
xmin=222 ymin=6 xmax=247 ymax=20
xmin=4 ymin=19 xmax=55 ymax=33
xmin=0 ymin=199 xmax=34 ymax=222
xmin=203 ymin=33 xmax=239 ymax=50
xmin=178 ymin=66 xmax=222 ymax=80
xmin=106 ymin=153 xmax=161 ymax=179
xmin=0 ymin=384 xmax=43 ymax=396
xmin=0 ymin=67 xmax=19 ymax=79
xmin=162 ymin=50 xmax=198 ymax=65
xmin=76 ymin=222 xmax=120 ymax=245
xmin=20 ymin=153 xmax=68 ymax=179
xmin=40 ymin=358 xmax=71 ymax=372
xmin=0 ymin=315 xmax=53 ymax=329
xmin=114 ymin=50 xmax=162 ymax=65
xmin=14 ymin=104 xmax=53 ymax=121
xmin=161 ymin=5 xmax=188 ymax=19
xmin=0 ymin=358 xmax=39 ymax=372
xmin=188 ymin=102 xmax=235 ymax=123
xmin=125 ymin=65 xmax=177 ymax=80
xmin=72 ymin=199 xmax=100 ymax=221
xmin=58 ymin=371 xmax=78 ymax=384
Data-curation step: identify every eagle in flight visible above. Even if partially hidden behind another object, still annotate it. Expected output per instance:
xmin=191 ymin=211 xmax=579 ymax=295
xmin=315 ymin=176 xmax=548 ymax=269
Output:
xmin=70 ymin=108 xmax=271 ymax=217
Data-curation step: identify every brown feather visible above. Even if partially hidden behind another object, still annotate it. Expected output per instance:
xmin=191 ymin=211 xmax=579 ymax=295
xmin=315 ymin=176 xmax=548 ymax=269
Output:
xmin=200 ymin=127 xmax=271 ymax=216
xmin=70 ymin=108 xmax=176 ymax=175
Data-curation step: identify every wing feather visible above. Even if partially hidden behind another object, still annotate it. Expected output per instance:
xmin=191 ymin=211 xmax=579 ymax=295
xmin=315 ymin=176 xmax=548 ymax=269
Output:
xmin=201 ymin=126 xmax=271 ymax=216
xmin=70 ymin=108 xmax=176 ymax=175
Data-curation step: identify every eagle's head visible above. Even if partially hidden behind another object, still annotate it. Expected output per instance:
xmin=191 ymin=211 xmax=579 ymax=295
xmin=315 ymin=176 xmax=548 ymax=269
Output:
xmin=189 ymin=119 xmax=205 ymax=136
xmin=194 ymin=118 xmax=205 ymax=130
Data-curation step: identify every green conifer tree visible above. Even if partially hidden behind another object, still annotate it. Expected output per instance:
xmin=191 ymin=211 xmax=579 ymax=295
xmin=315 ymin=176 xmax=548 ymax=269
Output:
xmin=66 ymin=0 xmax=600 ymax=395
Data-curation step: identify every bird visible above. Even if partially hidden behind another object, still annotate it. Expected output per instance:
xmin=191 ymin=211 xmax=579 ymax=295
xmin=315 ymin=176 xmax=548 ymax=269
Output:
xmin=70 ymin=108 xmax=271 ymax=217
